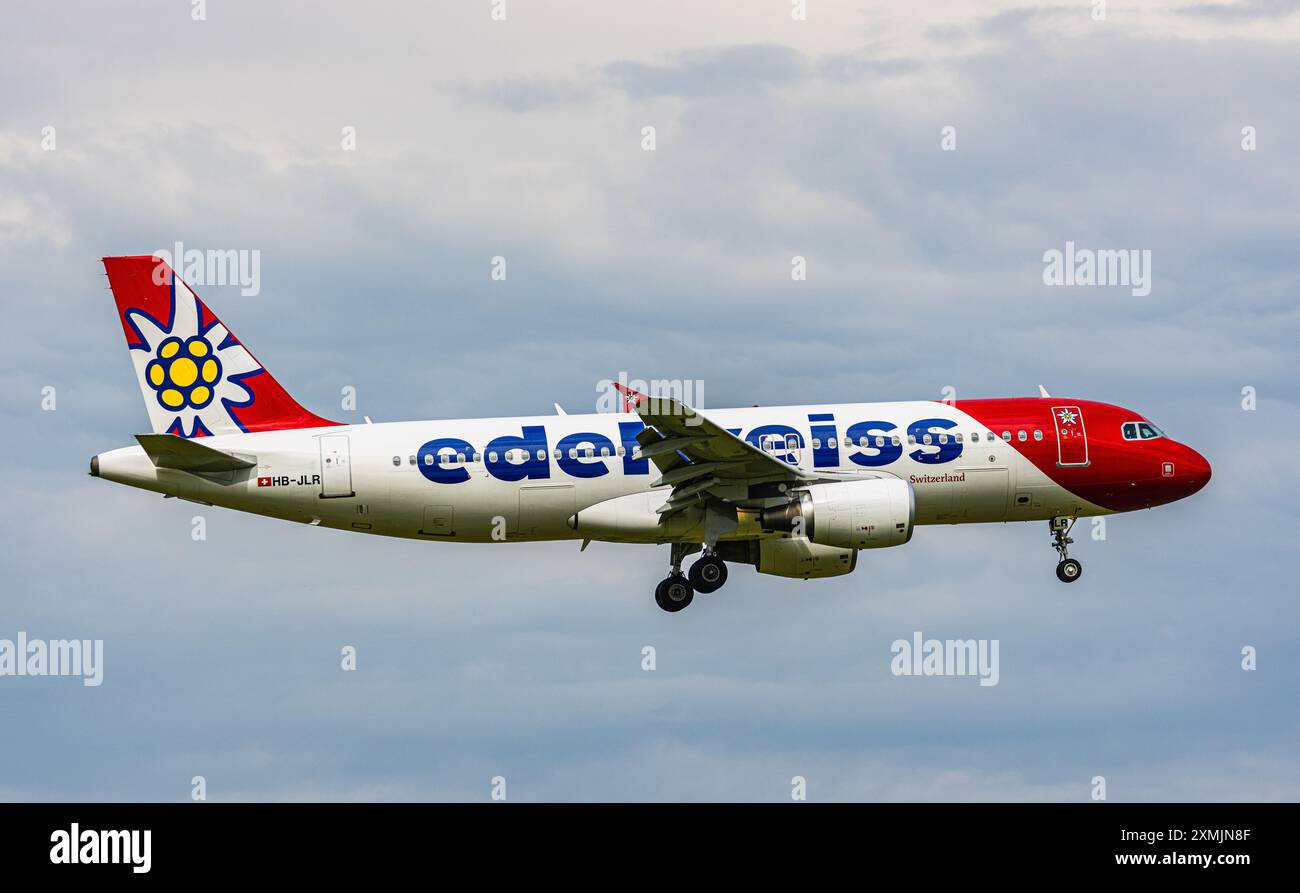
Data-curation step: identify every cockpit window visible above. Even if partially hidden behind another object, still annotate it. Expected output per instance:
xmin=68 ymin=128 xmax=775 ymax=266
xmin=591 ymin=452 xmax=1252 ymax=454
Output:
xmin=1123 ymin=421 xmax=1165 ymax=441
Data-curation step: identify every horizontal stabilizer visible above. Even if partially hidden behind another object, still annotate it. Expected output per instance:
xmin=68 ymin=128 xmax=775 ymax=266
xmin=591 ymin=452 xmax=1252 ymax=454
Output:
xmin=135 ymin=433 xmax=256 ymax=473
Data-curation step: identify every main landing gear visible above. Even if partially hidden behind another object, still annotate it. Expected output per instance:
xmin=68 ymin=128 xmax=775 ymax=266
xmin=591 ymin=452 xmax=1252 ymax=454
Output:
xmin=689 ymin=553 xmax=728 ymax=593
xmin=655 ymin=544 xmax=729 ymax=612
xmin=1050 ymin=517 xmax=1083 ymax=583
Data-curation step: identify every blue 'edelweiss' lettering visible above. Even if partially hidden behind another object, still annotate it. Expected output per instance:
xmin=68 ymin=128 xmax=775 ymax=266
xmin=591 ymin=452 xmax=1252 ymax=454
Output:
xmin=415 ymin=413 xmax=964 ymax=484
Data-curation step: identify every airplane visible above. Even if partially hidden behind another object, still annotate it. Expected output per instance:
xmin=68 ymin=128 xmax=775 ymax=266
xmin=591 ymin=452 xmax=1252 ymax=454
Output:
xmin=91 ymin=256 xmax=1212 ymax=612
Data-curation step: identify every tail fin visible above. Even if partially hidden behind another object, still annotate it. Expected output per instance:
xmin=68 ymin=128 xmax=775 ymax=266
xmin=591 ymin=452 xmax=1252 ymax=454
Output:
xmin=102 ymin=256 xmax=339 ymax=438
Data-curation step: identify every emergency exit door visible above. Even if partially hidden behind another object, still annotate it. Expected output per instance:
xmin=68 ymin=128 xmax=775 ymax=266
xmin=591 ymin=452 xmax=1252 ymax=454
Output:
xmin=319 ymin=435 xmax=354 ymax=498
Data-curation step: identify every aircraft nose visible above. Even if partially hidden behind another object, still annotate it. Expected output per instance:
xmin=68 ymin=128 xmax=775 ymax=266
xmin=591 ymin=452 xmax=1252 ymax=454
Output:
xmin=1180 ymin=445 xmax=1211 ymax=496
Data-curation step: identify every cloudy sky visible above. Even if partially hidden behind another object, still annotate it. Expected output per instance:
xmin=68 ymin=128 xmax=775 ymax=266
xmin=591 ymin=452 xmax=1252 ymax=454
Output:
xmin=2 ymin=0 xmax=1297 ymax=801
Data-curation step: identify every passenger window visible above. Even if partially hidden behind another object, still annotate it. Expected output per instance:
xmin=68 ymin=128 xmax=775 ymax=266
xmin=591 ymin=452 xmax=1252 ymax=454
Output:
xmin=584 ymin=447 xmax=594 ymax=458
xmin=859 ymin=436 xmax=869 ymax=447
xmin=567 ymin=448 xmax=577 ymax=459
xmin=875 ymin=436 xmax=885 ymax=448
xmin=891 ymin=435 xmax=900 ymax=446
xmin=971 ymin=432 xmax=979 ymax=442
xmin=553 ymin=449 xmax=561 ymax=459
xmin=1002 ymin=431 xmax=1011 ymax=442
xmin=938 ymin=434 xmax=948 ymax=445
xmin=827 ymin=438 xmax=837 ymax=449
xmin=1017 ymin=430 xmax=1027 ymax=442
xmin=408 ymin=455 xmax=416 ymax=466
xmin=423 ymin=453 xmax=434 ymax=466
xmin=908 ymin=435 xmax=917 ymax=445
xmin=392 ymin=456 xmax=400 ymax=466
xmin=1033 ymin=430 xmax=1043 ymax=441
xmin=923 ymin=434 xmax=933 ymax=445
xmin=488 ymin=451 xmax=498 ymax=463
xmin=600 ymin=446 xmax=610 ymax=457
xmin=473 ymin=452 xmax=482 ymax=463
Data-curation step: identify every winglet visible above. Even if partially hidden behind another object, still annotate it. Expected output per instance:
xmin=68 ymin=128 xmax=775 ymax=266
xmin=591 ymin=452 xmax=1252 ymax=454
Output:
xmin=612 ymin=381 xmax=649 ymax=412
xmin=1038 ymin=384 xmax=1051 ymax=398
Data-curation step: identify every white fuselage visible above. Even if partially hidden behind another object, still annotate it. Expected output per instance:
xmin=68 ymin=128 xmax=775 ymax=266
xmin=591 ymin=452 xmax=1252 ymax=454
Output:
xmin=95 ymin=401 xmax=1109 ymax=544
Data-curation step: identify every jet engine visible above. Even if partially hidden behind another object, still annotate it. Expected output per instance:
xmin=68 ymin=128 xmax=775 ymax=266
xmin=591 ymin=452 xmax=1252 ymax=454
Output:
xmin=758 ymin=478 xmax=914 ymax=550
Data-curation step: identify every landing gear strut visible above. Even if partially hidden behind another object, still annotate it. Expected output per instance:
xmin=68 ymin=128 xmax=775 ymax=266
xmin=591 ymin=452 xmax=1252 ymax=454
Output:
xmin=1050 ymin=517 xmax=1082 ymax=583
xmin=655 ymin=543 xmax=699 ymax=612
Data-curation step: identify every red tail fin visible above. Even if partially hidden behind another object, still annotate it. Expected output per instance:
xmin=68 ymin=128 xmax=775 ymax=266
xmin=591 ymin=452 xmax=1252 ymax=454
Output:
xmin=102 ymin=256 xmax=340 ymax=438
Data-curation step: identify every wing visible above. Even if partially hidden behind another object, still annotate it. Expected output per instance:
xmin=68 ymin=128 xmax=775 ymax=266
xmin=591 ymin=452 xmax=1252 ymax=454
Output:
xmin=622 ymin=387 xmax=888 ymax=520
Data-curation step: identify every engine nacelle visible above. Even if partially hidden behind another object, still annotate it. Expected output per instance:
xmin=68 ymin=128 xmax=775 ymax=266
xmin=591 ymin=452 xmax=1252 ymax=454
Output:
xmin=757 ymin=538 xmax=857 ymax=578
xmin=716 ymin=538 xmax=857 ymax=578
xmin=759 ymin=478 xmax=914 ymax=550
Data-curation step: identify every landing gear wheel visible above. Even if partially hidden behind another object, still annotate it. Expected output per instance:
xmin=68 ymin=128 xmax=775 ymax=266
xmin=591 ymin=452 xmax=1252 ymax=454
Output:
xmin=1055 ymin=558 xmax=1082 ymax=583
xmin=689 ymin=555 xmax=728 ymax=594
xmin=655 ymin=574 xmax=694 ymax=612
xmin=1049 ymin=517 xmax=1082 ymax=583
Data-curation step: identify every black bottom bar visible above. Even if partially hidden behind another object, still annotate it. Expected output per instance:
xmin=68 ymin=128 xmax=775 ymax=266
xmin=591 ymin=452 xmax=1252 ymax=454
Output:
xmin=1 ymin=802 xmax=1287 ymax=878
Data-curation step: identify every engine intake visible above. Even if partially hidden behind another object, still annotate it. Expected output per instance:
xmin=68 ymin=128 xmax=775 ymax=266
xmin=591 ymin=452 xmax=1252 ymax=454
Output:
xmin=759 ymin=478 xmax=914 ymax=550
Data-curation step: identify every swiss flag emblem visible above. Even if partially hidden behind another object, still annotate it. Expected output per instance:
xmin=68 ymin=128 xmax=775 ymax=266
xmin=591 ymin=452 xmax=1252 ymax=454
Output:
xmin=257 ymin=476 xmax=272 ymax=487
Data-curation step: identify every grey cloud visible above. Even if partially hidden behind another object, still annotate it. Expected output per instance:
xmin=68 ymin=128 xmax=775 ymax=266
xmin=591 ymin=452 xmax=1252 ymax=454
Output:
xmin=604 ymin=44 xmax=806 ymax=98
xmin=1180 ymin=0 xmax=1300 ymax=21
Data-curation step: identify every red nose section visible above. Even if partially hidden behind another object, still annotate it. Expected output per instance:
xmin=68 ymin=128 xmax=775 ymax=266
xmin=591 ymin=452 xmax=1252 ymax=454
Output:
xmin=1180 ymin=446 xmax=1212 ymax=497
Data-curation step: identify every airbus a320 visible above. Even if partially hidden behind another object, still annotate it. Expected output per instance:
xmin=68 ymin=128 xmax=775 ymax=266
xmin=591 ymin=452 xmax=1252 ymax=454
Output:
xmin=91 ymin=256 xmax=1212 ymax=611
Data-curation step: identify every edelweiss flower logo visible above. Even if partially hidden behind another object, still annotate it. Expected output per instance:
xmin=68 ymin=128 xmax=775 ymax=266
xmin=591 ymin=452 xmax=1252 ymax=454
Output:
xmin=126 ymin=274 xmax=262 ymax=437
xmin=145 ymin=336 xmax=222 ymax=410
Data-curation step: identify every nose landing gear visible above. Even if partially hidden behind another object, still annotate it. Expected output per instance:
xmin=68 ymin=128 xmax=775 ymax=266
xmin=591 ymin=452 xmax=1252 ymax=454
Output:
xmin=1050 ymin=517 xmax=1083 ymax=583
